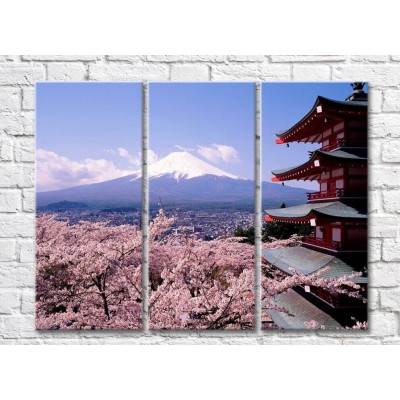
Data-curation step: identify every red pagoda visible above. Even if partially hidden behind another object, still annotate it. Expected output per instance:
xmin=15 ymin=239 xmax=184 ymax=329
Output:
xmin=262 ymin=83 xmax=368 ymax=328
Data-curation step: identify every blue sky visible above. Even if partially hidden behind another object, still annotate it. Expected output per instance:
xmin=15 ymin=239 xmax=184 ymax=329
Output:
xmin=262 ymin=82 xmax=367 ymax=189
xmin=149 ymin=83 xmax=255 ymax=179
xmin=36 ymin=82 xmax=142 ymax=191
xmin=36 ymin=81 xmax=365 ymax=192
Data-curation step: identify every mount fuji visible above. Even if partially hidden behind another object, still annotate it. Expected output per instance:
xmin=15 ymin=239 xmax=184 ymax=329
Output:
xmin=37 ymin=151 xmax=310 ymax=210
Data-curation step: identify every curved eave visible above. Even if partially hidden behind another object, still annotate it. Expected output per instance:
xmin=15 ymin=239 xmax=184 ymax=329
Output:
xmin=271 ymin=149 xmax=367 ymax=182
xmin=264 ymin=201 xmax=367 ymax=223
xmin=275 ymin=96 xmax=367 ymax=144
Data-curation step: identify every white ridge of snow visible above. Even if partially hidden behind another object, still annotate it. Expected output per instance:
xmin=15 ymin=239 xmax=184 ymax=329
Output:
xmin=131 ymin=151 xmax=241 ymax=181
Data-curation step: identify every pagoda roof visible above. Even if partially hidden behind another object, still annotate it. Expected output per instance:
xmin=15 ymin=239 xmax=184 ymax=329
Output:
xmin=265 ymin=201 xmax=367 ymax=222
xmin=275 ymin=96 xmax=367 ymax=144
xmin=261 ymin=245 xmax=367 ymax=284
xmin=266 ymin=290 xmax=342 ymax=329
xmin=271 ymin=149 xmax=367 ymax=181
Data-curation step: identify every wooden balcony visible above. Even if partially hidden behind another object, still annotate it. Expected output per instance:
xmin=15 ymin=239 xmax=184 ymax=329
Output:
xmin=302 ymin=236 xmax=342 ymax=251
xmin=307 ymin=189 xmax=367 ymax=201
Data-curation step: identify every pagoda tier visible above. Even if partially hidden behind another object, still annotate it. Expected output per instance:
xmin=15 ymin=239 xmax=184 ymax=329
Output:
xmin=275 ymin=96 xmax=367 ymax=146
xmin=271 ymin=149 xmax=367 ymax=202
xmin=264 ymin=202 xmax=367 ymax=253
xmin=265 ymin=201 xmax=367 ymax=222
xmin=271 ymin=149 xmax=367 ymax=181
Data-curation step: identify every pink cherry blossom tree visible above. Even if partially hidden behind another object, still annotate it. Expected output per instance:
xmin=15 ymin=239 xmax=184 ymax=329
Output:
xmin=36 ymin=210 xmax=366 ymax=331
xmin=148 ymin=210 xmax=255 ymax=329
xmin=36 ymin=215 xmax=142 ymax=330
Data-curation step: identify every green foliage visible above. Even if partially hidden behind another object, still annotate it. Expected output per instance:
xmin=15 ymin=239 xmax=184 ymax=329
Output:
xmin=262 ymin=221 xmax=312 ymax=242
xmin=234 ymin=226 xmax=255 ymax=244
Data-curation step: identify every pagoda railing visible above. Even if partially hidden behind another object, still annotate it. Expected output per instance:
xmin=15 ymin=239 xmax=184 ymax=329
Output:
xmin=307 ymin=189 xmax=367 ymax=201
xmin=302 ymin=236 xmax=342 ymax=251
xmin=308 ymin=139 xmax=366 ymax=157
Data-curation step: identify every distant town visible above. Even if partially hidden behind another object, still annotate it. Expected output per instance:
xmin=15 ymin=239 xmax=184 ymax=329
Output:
xmin=151 ymin=208 xmax=253 ymax=239
xmin=37 ymin=207 xmax=254 ymax=240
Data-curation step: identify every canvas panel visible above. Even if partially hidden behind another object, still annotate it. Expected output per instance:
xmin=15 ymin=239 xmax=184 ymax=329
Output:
xmin=148 ymin=82 xmax=256 ymax=330
xmin=35 ymin=82 xmax=143 ymax=330
xmin=261 ymin=82 xmax=368 ymax=330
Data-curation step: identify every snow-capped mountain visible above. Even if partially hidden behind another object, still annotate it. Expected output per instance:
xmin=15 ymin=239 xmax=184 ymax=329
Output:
xmin=146 ymin=151 xmax=240 ymax=180
xmin=37 ymin=151 xmax=309 ymax=209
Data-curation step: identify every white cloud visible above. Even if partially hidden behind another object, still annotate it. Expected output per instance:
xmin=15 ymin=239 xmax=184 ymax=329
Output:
xmin=148 ymin=149 xmax=159 ymax=165
xmin=197 ymin=144 xmax=240 ymax=164
xmin=117 ymin=147 xmax=140 ymax=166
xmin=37 ymin=149 xmax=136 ymax=192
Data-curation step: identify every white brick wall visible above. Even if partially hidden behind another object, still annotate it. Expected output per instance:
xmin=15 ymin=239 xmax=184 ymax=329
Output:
xmin=0 ymin=55 xmax=399 ymax=344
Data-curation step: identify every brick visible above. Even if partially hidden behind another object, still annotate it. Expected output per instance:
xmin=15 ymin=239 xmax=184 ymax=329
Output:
xmin=18 ymin=239 xmax=34 ymax=263
xmin=22 ymin=188 xmax=35 ymax=212
xmin=0 ymin=164 xmax=34 ymax=188
xmin=0 ymin=214 xmax=34 ymax=238
xmin=48 ymin=63 xmax=87 ymax=81
xmin=2 ymin=315 xmax=36 ymax=338
xmin=339 ymin=338 xmax=381 ymax=345
xmin=14 ymin=137 xmax=34 ymax=162
xmin=147 ymin=55 xmax=227 ymax=63
xmin=211 ymin=64 xmax=290 ymax=81
xmin=228 ymin=55 xmax=266 ymax=62
xmin=390 ymin=55 xmax=400 ymax=61
xmin=22 ymin=55 xmax=101 ymax=61
xmin=0 ymin=112 xmax=34 ymax=135
xmin=107 ymin=55 xmax=146 ymax=62
xmin=0 ymin=65 xmax=44 ymax=85
xmin=0 ymin=138 xmax=13 ymax=161
xmin=383 ymin=190 xmax=400 ymax=213
xmin=368 ymin=90 xmax=382 ymax=113
xmin=292 ymin=65 xmax=331 ymax=81
xmin=382 ymin=140 xmax=400 ymax=162
xmin=0 ymin=291 xmax=19 ymax=313
xmin=0 ymin=55 xmax=19 ymax=62
xmin=369 ymin=190 xmax=382 ymax=214
xmin=370 ymin=262 xmax=400 ymax=287
xmin=369 ymin=216 xmax=397 ymax=238
xmin=380 ymin=288 xmax=400 ymax=310
xmin=0 ymin=239 xmax=16 ymax=261
xmin=263 ymin=336 xmax=339 ymax=345
xmin=212 ymin=64 xmax=259 ymax=81
xmin=0 ymin=87 xmax=21 ymax=111
xmin=333 ymin=65 xmax=400 ymax=87
xmin=369 ymin=139 xmax=381 ymax=164
xmin=368 ymin=311 xmax=396 ymax=336
xmin=382 ymin=338 xmax=400 ymax=345
xmin=22 ymin=87 xmax=35 ymax=110
xmin=0 ymin=190 xmax=21 ymax=212
xmin=271 ymin=55 xmax=347 ymax=63
xmin=21 ymin=289 xmax=35 ymax=314
xmin=369 ymin=114 xmax=400 ymax=138
xmin=170 ymin=64 xmax=209 ymax=81
xmin=350 ymin=55 xmax=389 ymax=63
xmin=370 ymin=166 xmax=400 ymax=189
xmin=0 ymin=264 xmax=34 ymax=288
xmin=368 ymin=288 xmax=380 ymax=310
xmin=383 ymin=90 xmax=400 ymax=112
xmin=382 ymin=239 xmax=400 ymax=262
xmin=368 ymin=238 xmax=382 ymax=262
xmin=89 ymin=64 xmax=169 ymax=81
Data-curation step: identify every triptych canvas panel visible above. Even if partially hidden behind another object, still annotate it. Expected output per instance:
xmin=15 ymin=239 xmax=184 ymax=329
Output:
xmin=36 ymin=82 xmax=368 ymax=331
